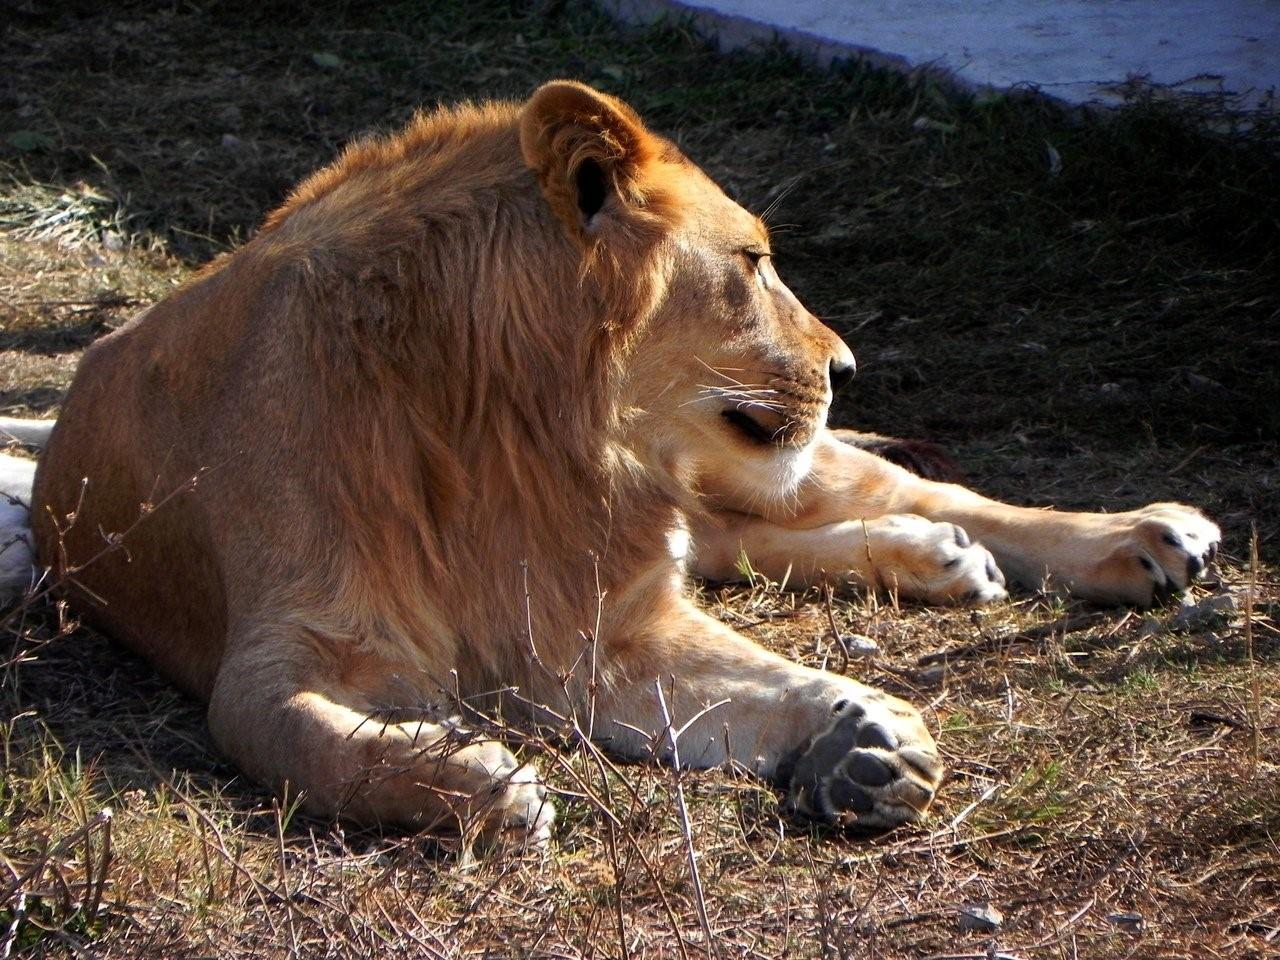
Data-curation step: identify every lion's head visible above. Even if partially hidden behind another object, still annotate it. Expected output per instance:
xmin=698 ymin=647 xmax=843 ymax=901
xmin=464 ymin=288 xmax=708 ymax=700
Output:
xmin=520 ymin=81 xmax=854 ymax=506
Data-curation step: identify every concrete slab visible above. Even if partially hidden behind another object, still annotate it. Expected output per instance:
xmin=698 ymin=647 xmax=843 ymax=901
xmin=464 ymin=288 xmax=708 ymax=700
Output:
xmin=603 ymin=0 xmax=1280 ymax=110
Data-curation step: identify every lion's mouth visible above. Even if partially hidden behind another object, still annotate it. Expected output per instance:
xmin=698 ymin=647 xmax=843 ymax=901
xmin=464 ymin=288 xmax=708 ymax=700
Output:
xmin=721 ymin=408 xmax=782 ymax=446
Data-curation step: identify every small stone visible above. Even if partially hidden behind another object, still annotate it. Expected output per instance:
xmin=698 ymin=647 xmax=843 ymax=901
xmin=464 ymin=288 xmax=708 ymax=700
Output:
xmin=1045 ymin=141 xmax=1063 ymax=176
xmin=220 ymin=133 xmax=244 ymax=150
xmin=1184 ymin=371 xmax=1224 ymax=391
xmin=958 ymin=902 xmax=1003 ymax=932
xmin=101 ymin=231 xmax=124 ymax=252
xmin=914 ymin=665 xmax=946 ymax=687
xmin=912 ymin=115 xmax=956 ymax=133
xmin=839 ymin=634 xmax=879 ymax=658
xmin=1107 ymin=911 xmax=1144 ymax=932
xmin=1171 ymin=593 xmax=1237 ymax=631
xmin=1100 ymin=382 xmax=1123 ymax=394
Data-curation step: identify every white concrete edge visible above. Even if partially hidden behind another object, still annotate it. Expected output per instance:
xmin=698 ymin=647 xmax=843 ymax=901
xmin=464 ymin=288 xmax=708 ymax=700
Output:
xmin=598 ymin=0 xmax=1272 ymax=114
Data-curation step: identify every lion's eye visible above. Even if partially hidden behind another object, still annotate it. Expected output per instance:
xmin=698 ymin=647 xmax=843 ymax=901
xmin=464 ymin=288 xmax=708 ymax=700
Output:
xmin=742 ymin=248 xmax=773 ymax=289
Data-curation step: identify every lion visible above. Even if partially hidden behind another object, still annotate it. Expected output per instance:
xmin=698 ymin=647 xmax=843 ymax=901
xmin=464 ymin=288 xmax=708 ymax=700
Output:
xmin=4 ymin=81 xmax=1218 ymax=843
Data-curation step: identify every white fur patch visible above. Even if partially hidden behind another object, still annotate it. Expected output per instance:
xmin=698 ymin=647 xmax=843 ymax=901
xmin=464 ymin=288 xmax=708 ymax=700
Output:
xmin=666 ymin=522 xmax=691 ymax=566
xmin=707 ymin=430 xmax=821 ymax=514
xmin=772 ymin=438 xmax=817 ymax=496
xmin=0 ymin=454 xmax=37 ymax=596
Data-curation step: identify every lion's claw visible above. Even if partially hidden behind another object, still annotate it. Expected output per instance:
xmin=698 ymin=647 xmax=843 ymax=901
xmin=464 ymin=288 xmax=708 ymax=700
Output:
xmin=1125 ymin=505 xmax=1221 ymax=605
xmin=868 ymin=515 xmax=1008 ymax=605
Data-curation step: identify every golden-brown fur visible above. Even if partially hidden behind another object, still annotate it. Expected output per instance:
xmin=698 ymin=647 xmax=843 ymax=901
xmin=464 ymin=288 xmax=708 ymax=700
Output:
xmin=32 ymin=82 xmax=941 ymax=839
xmin=29 ymin=80 xmax=1220 ymax=841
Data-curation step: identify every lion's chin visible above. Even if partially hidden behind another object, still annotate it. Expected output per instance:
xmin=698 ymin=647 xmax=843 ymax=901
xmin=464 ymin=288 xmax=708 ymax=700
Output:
xmin=715 ymin=425 xmax=820 ymax=504
xmin=768 ymin=439 xmax=819 ymax=498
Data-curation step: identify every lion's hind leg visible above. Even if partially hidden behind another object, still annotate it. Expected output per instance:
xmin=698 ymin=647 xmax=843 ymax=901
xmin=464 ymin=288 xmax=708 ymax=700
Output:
xmin=829 ymin=429 xmax=963 ymax=484
xmin=207 ymin=630 xmax=554 ymax=846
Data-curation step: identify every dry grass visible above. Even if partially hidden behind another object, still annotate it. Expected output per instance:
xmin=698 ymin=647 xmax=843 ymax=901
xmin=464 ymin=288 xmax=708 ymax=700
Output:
xmin=1 ymin=1 xmax=1278 ymax=957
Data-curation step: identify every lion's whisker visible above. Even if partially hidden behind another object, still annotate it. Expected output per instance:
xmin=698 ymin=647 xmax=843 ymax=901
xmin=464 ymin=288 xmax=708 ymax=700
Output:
xmin=680 ymin=399 xmax=787 ymax=412
xmin=693 ymin=357 xmax=791 ymax=388
xmin=683 ymin=384 xmax=787 ymax=411
xmin=697 ymin=387 xmax=785 ymax=403
xmin=694 ymin=357 xmax=750 ymax=388
xmin=760 ymin=175 xmax=803 ymax=225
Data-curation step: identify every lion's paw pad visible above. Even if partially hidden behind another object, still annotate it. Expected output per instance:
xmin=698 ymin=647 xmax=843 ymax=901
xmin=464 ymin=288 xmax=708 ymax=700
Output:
xmin=785 ymin=705 xmax=942 ymax=829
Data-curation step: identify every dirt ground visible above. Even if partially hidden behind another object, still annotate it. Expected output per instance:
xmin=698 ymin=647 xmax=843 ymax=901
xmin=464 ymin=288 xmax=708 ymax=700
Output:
xmin=1 ymin=1 xmax=1277 ymax=957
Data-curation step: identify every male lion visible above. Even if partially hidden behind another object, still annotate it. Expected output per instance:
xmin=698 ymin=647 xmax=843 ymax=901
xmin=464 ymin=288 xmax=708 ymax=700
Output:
xmin=5 ymin=81 xmax=1218 ymax=843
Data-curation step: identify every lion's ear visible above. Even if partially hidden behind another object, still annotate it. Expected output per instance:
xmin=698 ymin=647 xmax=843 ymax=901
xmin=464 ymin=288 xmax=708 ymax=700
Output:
xmin=520 ymin=80 xmax=663 ymax=236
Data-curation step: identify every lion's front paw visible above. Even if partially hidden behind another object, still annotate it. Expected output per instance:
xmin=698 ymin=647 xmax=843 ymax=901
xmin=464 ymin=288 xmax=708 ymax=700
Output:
xmin=465 ymin=743 xmax=556 ymax=847
xmin=869 ymin=515 xmax=1007 ymax=605
xmin=783 ymin=697 xmax=943 ymax=829
xmin=422 ymin=738 xmax=555 ymax=848
xmin=1077 ymin=503 xmax=1221 ymax=606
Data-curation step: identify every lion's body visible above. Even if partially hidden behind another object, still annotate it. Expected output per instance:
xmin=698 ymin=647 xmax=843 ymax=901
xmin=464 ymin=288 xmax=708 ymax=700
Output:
xmin=37 ymin=102 xmax=669 ymax=704
xmin=26 ymin=83 xmax=1218 ymax=840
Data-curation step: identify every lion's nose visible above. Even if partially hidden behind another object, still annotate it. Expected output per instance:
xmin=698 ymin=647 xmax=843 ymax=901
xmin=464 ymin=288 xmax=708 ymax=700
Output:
xmin=829 ymin=355 xmax=856 ymax=393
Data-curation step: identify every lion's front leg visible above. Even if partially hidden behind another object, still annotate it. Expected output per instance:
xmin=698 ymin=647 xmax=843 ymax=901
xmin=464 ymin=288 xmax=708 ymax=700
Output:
xmin=915 ymin=498 xmax=1223 ymax=606
xmin=688 ymin=510 xmax=1008 ymax=604
xmin=209 ymin=625 xmax=555 ymax=845
xmin=700 ymin=430 xmax=1220 ymax=607
xmin=595 ymin=601 xmax=943 ymax=828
